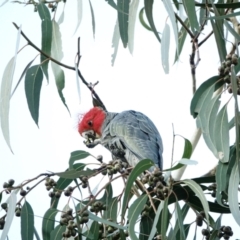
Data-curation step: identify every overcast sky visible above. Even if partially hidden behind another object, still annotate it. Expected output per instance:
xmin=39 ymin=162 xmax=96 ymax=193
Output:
xmin=0 ymin=1 xmax=238 ymax=239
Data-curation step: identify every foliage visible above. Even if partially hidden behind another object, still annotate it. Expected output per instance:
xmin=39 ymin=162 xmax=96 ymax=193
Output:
xmin=1 ymin=0 xmax=240 ymax=239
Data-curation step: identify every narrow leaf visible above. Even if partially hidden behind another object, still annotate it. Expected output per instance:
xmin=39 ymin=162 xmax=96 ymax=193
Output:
xmin=11 ymin=58 xmax=36 ymax=98
xmin=111 ymin=19 xmax=120 ymax=66
xmin=37 ymin=3 xmax=52 ymax=81
xmin=69 ymin=150 xmax=90 ymax=169
xmin=128 ymin=0 xmax=139 ymax=54
xmin=50 ymin=225 xmax=66 ymax=240
xmin=73 ymin=0 xmax=83 ymax=34
xmin=117 ymin=0 xmax=130 ymax=48
xmin=162 ymin=0 xmax=178 ymax=54
xmin=148 ymin=201 xmax=164 ymax=240
xmin=161 ymin=23 xmax=170 ymax=74
xmin=88 ymin=0 xmax=95 ymax=38
xmin=0 ymin=191 xmax=17 ymax=240
xmin=190 ymin=76 xmax=222 ymax=118
xmin=182 ymin=179 xmax=209 ymax=224
xmin=86 ymin=221 xmax=99 ymax=240
xmin=128 ymin=195 xmax=148 ymax=240
xmin=21 ymin=201 xmax=34 ymax=240
xmin=42 ymin=208 xmax=58 ymax=240
xmin=121 ymin=159 xmax=155 ymax=218
xmin=0 ymin=25 xmax=21 ymax=152
xmin=174 ymin=18 xmax=190 ymax=62
xmin=55 ymin=168 xmax=95 ymax=179
xmin=144 ymin=0 xmax=161 ymax=42
xmin=51 ymin=20 xmax=69 ymax=112
xmin=182 ymin=0 xmax=199 ymax=32
xmin=228 ymin=161 xmax=240 ymax=226
xmin=88 ymin=211 xmax=126 ymax=230
xmin=25 ymin=65 xmax=43 ymax=126
xmin=214 ymin=104 xmax=229 ymax=162
xmin=139 ymin=7 xmax=152 ymax=31
xmin=75 ymin=63 xmax=81 ymax=103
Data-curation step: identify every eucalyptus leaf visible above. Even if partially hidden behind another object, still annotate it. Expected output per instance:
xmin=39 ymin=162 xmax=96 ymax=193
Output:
xmin=25 ymin=65 xmax=43 ymax=126
xmin=21 ymin=201 xmax=34 ymax=240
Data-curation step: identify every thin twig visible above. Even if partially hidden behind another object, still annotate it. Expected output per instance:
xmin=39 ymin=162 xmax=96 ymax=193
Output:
xmin=12 ymin=22 xmax=106 ymax=111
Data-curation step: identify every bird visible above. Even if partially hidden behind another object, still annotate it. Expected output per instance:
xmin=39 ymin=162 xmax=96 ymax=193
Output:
xmin=78 ymin=107 xmax=163 ymax=170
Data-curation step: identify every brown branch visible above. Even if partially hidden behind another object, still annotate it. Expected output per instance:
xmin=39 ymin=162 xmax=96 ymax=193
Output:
xmin=12 ymin=22 xmax=106 ymax=111
xmin=175 ymin=13 xmax=195 ymax=38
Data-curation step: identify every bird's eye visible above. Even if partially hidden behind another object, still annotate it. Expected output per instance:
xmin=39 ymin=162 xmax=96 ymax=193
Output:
xmin=88 ymin=120 xmax=93 ymax=127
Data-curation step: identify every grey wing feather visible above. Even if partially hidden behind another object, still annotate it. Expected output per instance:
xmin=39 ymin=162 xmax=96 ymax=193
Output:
xmin=108 ymin=111 xmax=163 ymax=169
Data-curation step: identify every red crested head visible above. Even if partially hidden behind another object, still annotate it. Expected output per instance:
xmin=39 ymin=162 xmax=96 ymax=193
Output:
xmin=78 ymin=107 xmax=106 ymax=137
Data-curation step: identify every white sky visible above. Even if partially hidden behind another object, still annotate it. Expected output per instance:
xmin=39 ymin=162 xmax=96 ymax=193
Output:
xmin=0 ymin=0 xmax=239 ymax=239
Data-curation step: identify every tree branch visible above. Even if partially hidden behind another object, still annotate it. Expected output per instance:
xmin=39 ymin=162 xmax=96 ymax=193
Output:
xmin=12 ymin=22 xmax=106 ymax=111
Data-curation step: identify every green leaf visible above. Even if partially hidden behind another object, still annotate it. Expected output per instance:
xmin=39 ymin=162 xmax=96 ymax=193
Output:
xmin=73 ymin=0 xmax=82 ymax=34
xmin=190 ymin=76 xmax=223 ymax=118
xmin=209 ymin=4 xmax=227 ymax=62
xmin=175 ymin=202 xmax=186 ymax=240
xmin=161 ymin=23 xmax=170 ymax=74
xmin=214 ymin=104 xmax=229 ymax=163
xmin=0 ymin=58 xmax=16 ymax=153
xmin=55 ymin=168 xmax=95 ymax=179
xmin=37 ymin=3 xmax=51 ymax=20
xmin=69 ymin=150 xmax=90 ymax=169
xmin=209 ymin=230 xmax=219 ymax=240
xmin=182 ymin=179 xmax=209 ymax=224
xmin=182 ymin=0 xmax=199 ymax=32
xmin=21 ymin=201 xmax=34 ymax=240
xmin=139 ymin=7 xmax=152 ymax=31
xmin=34 ymin=226 xmax=41 ymax=240
xmin=231 ymin=66 xmax=240 ymax=176
xmin=1 ymin=24 xmax=22 ymax=152
xmin=162 ymin=0 xmax=178 ymax=54
xmin=111 ymin=19 xmax=120 ymax=66
xmin=86 ymin=221 xmax=99 ymax=240
xmin=1 ymin=190 xmax=17 ymax=240
xmin=121 ymin=159 xmax=155 ymax=218
xmin=216 ymin=161 xmax=229 ymax=206
xmin=117 ymin=0 xmax=130 ymax=48
xmin=144 ymin=0 xmax=161 ymax=42
xmin=128 ymin=0 xmax=139 ymax=54
xmin=128 ymin=195 xmax=148 ymax=240
xmin=175 ymin=18 xmax=189 ymax=63
xmin=25 ymin=65 xmax=43 ymax=126
xmin=51 ymin=163 xmax=85 ymax=208
xmin=11 ymin=58 xmax=36 ymax=98
xmin=160 ymin=199 xmax=169 ymax=240
xmin=88 ymin=210 xmax=126 ymax=230
xmin=148 ymin=201 xmax=164 ymax=240
xmin=164 ymin=136 xmax=193 ymax=171
xmin=42 ymin=208 xmax=58 ymax=240
xmin=50 ymin=225 xmax=66 ymax=240
xmin=88 ymin=0 xmax=95 ymax=38
xmin=51 ymin=20 xmax=69 ymax=113
xmin=228 ymin=160 xmax=240 ymax=226
xmin=195 ymin=2 xmax=240 ymax=9
xmin=37 ymin=3 xmax=52 ymax=81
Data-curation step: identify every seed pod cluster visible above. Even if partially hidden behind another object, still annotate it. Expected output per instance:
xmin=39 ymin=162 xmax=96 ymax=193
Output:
xmin=218 ymin=54 xmax=240 ymax=94
xmin=217 ymin=226 xmax=233 ymax=239
xmin=45 ymin=177 xmax=57 ymax=191
xmin=142 ymin=168 xmax=164 ymax=186
xmin=64 ymin=186 xmax=74 ymax=197
xmin=1 ymin=203 xmax=8 ymax=212
xmin=60 ymin=209 xmax=74 ymax=226
xmin=62 ymin=217 xmax=78 ymax=238
xmin=2 ymin=179 xmax=15 ymax=193
xmin=201 ymin=228 xmax=210 ymax=240
xmin=15 ymin=206 xmax=21 ymax=217
xmin=78 ymin=210 xmax=89 ymax=224
xmin=105 ymin=160 xmax=128 ymax=176
xmin=208 ymin=183 xmax=217 ymax=198
xmin=0 ymin=217 xmax=5 ymax=230
xmin=79 ymin=175 xmax=88 ymax=188
xmin=90 ymin=201 xmax=106 ymax=213
xmin=196 ymin=211 xmax=205 ymax=227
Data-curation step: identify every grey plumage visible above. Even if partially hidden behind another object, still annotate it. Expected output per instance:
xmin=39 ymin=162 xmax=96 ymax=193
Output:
xmin=100 ymin=110 xmax=163 ymax=170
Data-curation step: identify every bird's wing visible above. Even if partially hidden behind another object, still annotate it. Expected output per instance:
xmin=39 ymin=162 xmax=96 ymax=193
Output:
xmin=108 ymin=111 xmax=163 ymax=169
